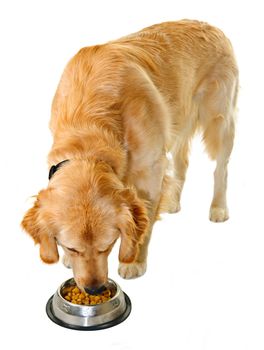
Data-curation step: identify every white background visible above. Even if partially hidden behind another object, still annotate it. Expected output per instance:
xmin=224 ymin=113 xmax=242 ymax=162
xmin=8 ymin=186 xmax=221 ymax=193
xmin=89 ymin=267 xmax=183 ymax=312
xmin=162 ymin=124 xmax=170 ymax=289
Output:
xmin=1 ymin=0 xmax=264 ymax=349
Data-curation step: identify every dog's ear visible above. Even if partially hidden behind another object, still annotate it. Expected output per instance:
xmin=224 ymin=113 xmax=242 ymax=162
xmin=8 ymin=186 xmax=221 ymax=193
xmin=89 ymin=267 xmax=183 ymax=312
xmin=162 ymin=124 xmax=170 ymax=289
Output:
xmin=21 ymin=190 xmax=59 ymax=264
xmin=117 ymin=189 xmax=149 ymax=263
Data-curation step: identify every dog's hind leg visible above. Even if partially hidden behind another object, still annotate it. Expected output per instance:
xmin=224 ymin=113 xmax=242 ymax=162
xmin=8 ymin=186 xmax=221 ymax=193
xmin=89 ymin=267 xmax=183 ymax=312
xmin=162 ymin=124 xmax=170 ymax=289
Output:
xmin=206 ymin=116 xmax=235 ymax=222
xmin=200 ymin=77 xmax=238 ymax=222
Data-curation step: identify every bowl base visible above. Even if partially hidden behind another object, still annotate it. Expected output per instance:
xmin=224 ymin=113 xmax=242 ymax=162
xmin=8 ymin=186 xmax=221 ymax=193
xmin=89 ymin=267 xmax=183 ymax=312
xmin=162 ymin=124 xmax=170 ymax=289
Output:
xmin=46 ymin=293 xmax=132 ymax=331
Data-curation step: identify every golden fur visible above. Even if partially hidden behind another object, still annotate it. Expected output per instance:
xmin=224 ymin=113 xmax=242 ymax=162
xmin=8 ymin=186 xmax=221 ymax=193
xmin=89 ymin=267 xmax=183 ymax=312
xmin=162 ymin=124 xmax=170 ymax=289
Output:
xmin=21 ymin=20 xmax=238 ymax=290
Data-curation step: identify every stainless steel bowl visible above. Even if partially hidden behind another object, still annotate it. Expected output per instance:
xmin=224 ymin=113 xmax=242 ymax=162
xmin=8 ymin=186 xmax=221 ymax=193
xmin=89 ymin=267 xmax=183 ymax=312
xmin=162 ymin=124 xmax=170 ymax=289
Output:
xmin=46 ymin=278 xmax=131 ymax=330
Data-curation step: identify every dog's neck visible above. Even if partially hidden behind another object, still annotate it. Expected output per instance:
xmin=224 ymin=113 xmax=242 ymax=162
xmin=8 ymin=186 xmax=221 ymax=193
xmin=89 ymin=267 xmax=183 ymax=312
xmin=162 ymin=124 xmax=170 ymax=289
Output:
xmin=48 ymin=127 xmax=127 ymax=179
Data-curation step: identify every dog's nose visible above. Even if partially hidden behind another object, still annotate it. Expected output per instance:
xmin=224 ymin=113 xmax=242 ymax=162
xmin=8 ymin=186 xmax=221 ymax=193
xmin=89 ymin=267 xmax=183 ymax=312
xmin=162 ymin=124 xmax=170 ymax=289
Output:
xmin=84 ymin=285 xmax=106 ymax=295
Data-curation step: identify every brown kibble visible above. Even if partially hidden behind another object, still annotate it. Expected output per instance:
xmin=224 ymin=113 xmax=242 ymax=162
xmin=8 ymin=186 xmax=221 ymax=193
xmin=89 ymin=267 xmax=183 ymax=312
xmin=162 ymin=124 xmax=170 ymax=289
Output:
xmin=62 ymin=286 xmax=72 ymax=295
xmin=62 ymin=283 xmax=112 ymax=305
xmin=72 ymin=287 xmax=79 ymax=294
xmin=102 ymin=290 xmax=111 ymax=297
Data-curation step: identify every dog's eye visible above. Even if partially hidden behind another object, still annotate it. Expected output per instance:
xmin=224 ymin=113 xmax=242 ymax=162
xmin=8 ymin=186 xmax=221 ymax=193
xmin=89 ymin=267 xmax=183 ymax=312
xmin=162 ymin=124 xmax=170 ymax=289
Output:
xmin=66 ymin=247 xmax=79 ymax=254
xmin=97 ymin=248 xmax=109 ymax=254
xmin=97 ymin=244 xmax=115 ymax=254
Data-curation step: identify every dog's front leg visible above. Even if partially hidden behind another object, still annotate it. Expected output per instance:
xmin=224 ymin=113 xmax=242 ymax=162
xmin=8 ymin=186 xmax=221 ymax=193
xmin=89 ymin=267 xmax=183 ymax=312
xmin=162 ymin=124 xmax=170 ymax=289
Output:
xmin=118 ymin=158 xmax=164 ymax=279
xmin=118 ymin=203 xmax=157 ymax=279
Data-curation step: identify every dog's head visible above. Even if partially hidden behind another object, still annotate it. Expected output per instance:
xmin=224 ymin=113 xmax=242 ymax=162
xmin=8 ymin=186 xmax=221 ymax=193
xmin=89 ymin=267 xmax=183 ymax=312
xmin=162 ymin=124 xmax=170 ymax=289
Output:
xmin=21 ymin=160 xmax=149 ymax=292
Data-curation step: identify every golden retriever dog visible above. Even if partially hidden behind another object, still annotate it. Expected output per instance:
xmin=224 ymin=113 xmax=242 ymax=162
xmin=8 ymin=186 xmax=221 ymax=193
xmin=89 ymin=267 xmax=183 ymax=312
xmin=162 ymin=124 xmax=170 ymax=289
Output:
xmin=21 ymin=20 xmax=238 ymax=294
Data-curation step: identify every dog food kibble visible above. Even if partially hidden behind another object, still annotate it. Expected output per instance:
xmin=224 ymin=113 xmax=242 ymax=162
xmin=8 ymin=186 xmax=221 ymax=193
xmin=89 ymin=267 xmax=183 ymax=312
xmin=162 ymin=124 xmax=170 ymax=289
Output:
xmin=62 ymin=285 xmax=112 ymax=305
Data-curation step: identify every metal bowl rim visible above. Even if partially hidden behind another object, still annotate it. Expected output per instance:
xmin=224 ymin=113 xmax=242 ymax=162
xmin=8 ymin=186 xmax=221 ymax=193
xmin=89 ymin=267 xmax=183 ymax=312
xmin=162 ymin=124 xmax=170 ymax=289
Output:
xmin=46 ymin=292 xmax=132 ymax=331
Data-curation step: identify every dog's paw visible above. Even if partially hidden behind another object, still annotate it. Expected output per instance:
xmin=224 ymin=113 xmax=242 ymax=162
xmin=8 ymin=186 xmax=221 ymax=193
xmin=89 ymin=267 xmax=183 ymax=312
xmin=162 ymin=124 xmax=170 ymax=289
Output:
xmin=118 ymin=262 xmax=147 ymax=279
xmin=159 ymin=199 xmax=181 ymax=214
xmin=168 ymin=201 xmax=181 ymax=214
xmin=62 ymin=254 xmax=72 ymax=269
xmin=210 ymin=206 xmax=229 ymax=222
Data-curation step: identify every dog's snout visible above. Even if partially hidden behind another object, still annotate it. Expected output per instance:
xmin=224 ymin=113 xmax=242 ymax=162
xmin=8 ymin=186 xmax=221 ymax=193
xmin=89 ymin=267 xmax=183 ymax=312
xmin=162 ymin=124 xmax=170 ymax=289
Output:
xmin=84 ymin=285 xmax=106 ymax=295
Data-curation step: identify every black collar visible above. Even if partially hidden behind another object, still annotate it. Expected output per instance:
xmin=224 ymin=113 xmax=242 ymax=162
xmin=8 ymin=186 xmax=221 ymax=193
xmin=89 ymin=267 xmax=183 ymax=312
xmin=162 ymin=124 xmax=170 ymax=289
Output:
xmin=48 ymin=160 xmax=69 ymax=180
